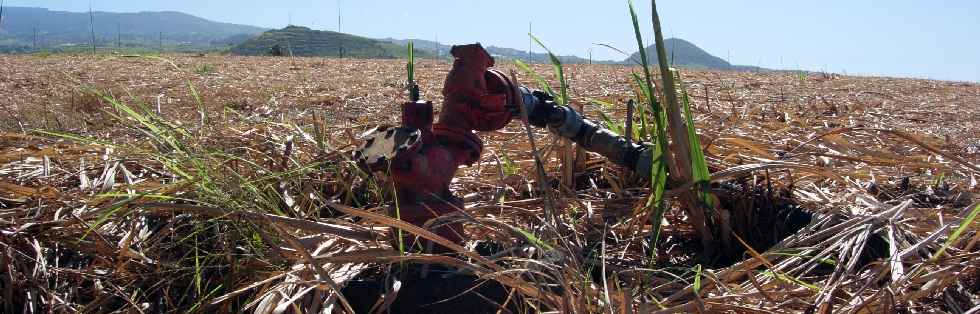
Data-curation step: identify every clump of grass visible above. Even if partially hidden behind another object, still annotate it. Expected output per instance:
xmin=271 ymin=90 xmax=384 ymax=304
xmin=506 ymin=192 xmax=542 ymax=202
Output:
xmin=194 ymin=63 xmax=216 ymax=75
xmin=626 ymin=0 xmax=672 ymax=257
xmin=9 ymin=80 xmax=388 ymax=312
xmin=644 ymin=0 xmax=718 ymax=249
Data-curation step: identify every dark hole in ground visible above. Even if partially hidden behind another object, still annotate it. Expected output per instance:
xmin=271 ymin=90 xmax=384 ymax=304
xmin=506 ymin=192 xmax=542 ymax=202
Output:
xmin=704 ymin=179 xmax=890 ymax=269
xmin=709 ymin=180 xmax=814 ymax=267
xmin=0 ymin=199 xmax=19 ymax=209
xmin=869 ymin=176 xmax=975 ymax=208
xmin=565 ymin=168 xmax=819 ymax=269
xmin=653 ymin=179 xmax=888 ymax=270
xmin=969 ymin=267 xmax=980 ymax=295
xmin=342 ymin=262 xmax=522 ymax=314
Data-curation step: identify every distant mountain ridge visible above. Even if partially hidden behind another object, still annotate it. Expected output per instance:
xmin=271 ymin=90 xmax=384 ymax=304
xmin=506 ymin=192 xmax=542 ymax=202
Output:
xmin=627 ymin=38 xmax=732 ymax=69
xmin=382 ymin=38 xmax=758 ymax=70
xmin=231 ymin=26 xmax=431 ymax=59
xmin=381 ymin=38 xmax=612 ymax=64
xmin=0 ymin=7 xmax=266 ymax=50
xmin=0 ymin=6 xmax=766 ymax=71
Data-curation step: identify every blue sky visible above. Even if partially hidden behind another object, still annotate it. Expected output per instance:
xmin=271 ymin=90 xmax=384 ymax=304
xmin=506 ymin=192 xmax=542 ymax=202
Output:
xmin=6 ymin=0 xmax=979 ymax=82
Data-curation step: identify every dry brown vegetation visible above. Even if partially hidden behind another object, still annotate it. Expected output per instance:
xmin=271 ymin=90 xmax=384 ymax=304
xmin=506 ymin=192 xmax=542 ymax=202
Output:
xmin=1 ymin=53 xmax=979 ymax=313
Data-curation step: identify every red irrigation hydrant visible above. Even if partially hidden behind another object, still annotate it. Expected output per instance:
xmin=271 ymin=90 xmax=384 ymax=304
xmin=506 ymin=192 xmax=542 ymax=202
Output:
xmin=356 ymin=43 xmax=656 ymax=250
xmin=356 ymin=43 xmax=519 ymax=250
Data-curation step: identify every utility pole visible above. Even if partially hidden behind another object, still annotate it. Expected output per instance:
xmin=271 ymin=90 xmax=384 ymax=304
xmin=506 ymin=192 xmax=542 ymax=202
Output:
xmin=435 ymin=34 xmax=439 ymax=59
xmin=337 ymin=0 xmax=343 ymax=59
xmin=527 ymin=21 xmax=532 ymax=63
xmin=158 ymin=31 xmax=163 ymax=53
xmin=89 ymin=2 xmax=97 ymax=54
xmin=588 ymin=48 xmax=592 ymax=65
xmin=117 ymin=23 xmax=121 ymax=48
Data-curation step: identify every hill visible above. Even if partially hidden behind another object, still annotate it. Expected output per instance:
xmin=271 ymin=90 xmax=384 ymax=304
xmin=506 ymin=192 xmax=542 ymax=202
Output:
xmin=383 ymin=38 xmax=749 ymax=69
xmin=383 ymin=38 xmax=614 ymax=64
xmin=626 ymin=38 xmax=733 ymax=69
xmin=232 ymin=26 xmax=429 ymax=59
xmin=0 ymin=7 xmax=266 ymax=51
xmin=0 ymin=7 xmax=763 ymax=71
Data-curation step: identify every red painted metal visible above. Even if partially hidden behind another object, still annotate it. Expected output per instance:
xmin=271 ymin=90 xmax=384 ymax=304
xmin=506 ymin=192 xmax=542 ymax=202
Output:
xmin=386 ymin=43 xmax=517 ymax=249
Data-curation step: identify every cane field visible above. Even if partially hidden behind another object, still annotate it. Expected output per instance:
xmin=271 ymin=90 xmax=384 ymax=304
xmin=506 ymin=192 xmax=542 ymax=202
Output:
xmin=1 ymin=7 xmax=979 ymax=313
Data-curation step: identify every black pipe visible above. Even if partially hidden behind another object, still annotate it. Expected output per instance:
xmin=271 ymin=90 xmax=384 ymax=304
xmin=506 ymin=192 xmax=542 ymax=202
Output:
xmin=519 ymin=87 xmax=655 ymax=177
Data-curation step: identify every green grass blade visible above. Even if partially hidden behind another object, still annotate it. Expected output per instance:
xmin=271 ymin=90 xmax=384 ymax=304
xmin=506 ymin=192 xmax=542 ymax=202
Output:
xmin=629 ymin=72 xmax=652 ymax=139
xmin=646 ymin=134 xmax=669 ymax=254
xmin=693 ymin=264 xmax=702 ymax=294
xmin=99 ymin=91 xmax=185 ymax=154
xmin=509 ymin=225 xmax=556 ymax=251
xmin=407 ymin=41 xmax=415 ymax=85
xmin=932 ymin=202 xmax=980 ymax=260
xmin=515 ymin=60 xmax=556 ymax=97
xmin=387 ymin=163 xmax=406 ymax=255
xmin=188 ymin=81 xmax=206 ymax=128
xmin=501 ymin=152 xmax=519 ymax=177
xmin=530 ymin=34 xmax=569 ymax=105
xmin=597 ymin=111 xmax=624 ymax=136
xmin=33 ymin=129 xmax=133 ymax=150
xmin=676 ymin=70 xmax=714 ymax=208
xmin=591 ymin=99 xmax=626 ymax=135
xmin=628 ymin=0 xmax=655 ymax=105
xmin=82 ymin=194 xmax=143 ymax=240
xmin=627 ymin=0 xmax=668 ymax=153
xmin=194 ymin=232 xmax=202 ymax=295
xmin=629 ymin=0 xmax=672 ymax=261
xmin=629 ymin=72 xmax=670 ymax=257
xmin=407 ymin=41 xmax=420 ymax=100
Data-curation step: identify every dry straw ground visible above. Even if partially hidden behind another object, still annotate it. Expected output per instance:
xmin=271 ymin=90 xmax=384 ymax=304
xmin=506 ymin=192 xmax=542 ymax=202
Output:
xmin=1 ymin=53 xmax=978 ymax=313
